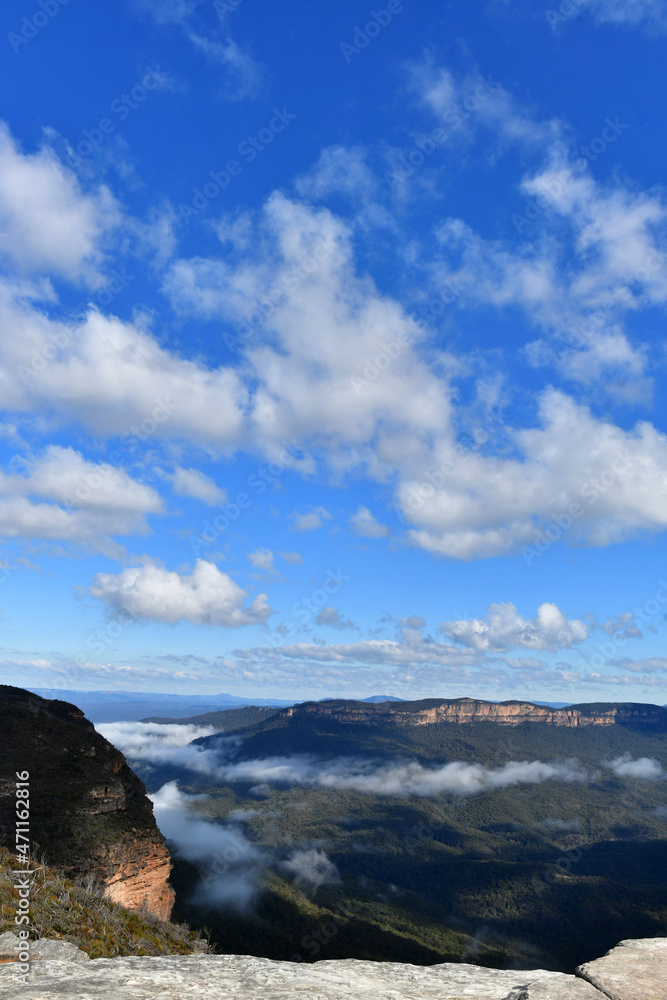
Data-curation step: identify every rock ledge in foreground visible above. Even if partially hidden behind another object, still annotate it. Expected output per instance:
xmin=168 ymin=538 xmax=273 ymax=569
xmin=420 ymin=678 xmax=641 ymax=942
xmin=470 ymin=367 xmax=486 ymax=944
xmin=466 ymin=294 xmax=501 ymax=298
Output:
xmin=577 ymin=937 xmax=667 ymax=1000
xmin=5 ymin=939 xmax=667 ymax=999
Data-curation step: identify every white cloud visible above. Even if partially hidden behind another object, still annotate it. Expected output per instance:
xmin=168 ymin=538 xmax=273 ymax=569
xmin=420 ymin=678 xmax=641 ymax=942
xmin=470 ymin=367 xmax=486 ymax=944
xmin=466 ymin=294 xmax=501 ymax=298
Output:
xmin=90 ymin=559 xmax=272 ymax=627
xmin=398 ymin=390 xmax=667 ymax=558
xmin=137 ymin=0 xmax=263 ymax=100
xmin=315 ymin=607 xmax=356 ymax=630
xmin=243 ymin=636 xmax=475 ymax=668
xmin=248 ymin=548 xmax=275 ymax=572
xmin=606 ymin=753 xmax=664 ymax=778
xmin=0 ymin=292 xmax=247 ymax=443
xmin=171 ymin=467 xmax=226 ymax=505
xmin=0 ymin=123 xmax=120 ymax=287
xmin=171 ymin=751 xmax=590 ymax=798
xmin=296 ymin=146 xmax=376 ymax=201
xmin=349 ymin=505 xmax=390 ymax=538
xmin=0 ymin=446 xmax=162 ymax=545
xmin=281 ymin=849 xmax=340 ymax=894
xmin=585 ymin=0 xmax=667 ymax=29
xmin=137 ymin=0 xmax=197 ymax=24
xmin=442 ymin=602 xmax=589 ymax=652
xmin=280 ymin=551 xmax=304 ymax=564
xmin=603 ymin=612 xmax=642 ymax=640
xmin=97 ymin=721 xmax=215 ymax=754
xmin=186 ymin=32 xmax=263 ymax=101
xmin=290 ymin=506 xmax=332 ymax=532
xmin=150 ymin=781 xmax=266 ymax=911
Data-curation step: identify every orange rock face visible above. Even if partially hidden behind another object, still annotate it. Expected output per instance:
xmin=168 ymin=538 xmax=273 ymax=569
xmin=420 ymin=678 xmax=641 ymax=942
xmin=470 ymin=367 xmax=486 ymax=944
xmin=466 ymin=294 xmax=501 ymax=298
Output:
xmin=0 ymin=685 xmax=176 ymax=924
xmin=103 ymin=839 xmax=175 ymax=921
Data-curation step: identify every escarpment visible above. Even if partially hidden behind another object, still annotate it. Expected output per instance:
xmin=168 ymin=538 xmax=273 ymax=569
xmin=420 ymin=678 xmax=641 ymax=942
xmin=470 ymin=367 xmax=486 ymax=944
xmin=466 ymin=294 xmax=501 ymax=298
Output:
xmin=281 ymin=697 xmax=667 ymax=730
xmin=0 ymin=686 xmax=174 ymax=920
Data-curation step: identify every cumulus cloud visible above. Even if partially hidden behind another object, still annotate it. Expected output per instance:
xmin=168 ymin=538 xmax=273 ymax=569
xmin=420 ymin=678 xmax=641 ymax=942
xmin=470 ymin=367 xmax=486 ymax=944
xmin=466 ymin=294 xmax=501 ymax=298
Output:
xmin=4 ymin=80 xmax=667 ymax=567
xmin=315 ymin=607 xmax=356 ymax=630
xmin=0 ymin=446 xmax=162 ymax=546
xmin=602 ymin=612 xmax=642 ymax=640
xmin=280 ymin=551 xmax=304 ymax=564
xmin=248 ymin=548 xmax=276 ymax=572
xmin=171 ymin=467 xmax=226 ymax=505
xmin=90 ymin=559 xmax=272 ymax=627
xmin=441 ymin=602 xmax=589 ymax=652
xmin=290 ymin=507 xmax=332 ymax=531
xmin=0 ymin=292 xmax=247 ymax=444
xmin=0 ymin=123 xmax=120 ymax=286
xmin=349 ymin=506 xmax=390 ymax=538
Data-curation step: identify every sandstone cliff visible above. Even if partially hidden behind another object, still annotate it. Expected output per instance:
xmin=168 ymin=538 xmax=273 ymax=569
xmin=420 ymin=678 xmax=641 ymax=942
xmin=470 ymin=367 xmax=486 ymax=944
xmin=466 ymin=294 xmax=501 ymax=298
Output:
xmin=0 ymin=686 xmax=174 ymax=920
xmin=282 ymin=697 xmax=667 ymax=730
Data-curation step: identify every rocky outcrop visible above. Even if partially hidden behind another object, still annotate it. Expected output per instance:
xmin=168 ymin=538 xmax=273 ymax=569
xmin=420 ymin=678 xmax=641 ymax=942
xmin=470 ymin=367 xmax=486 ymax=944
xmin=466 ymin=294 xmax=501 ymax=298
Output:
xmin=577 ymin=937 xmax=667 ymax=1000
xmin=0 ymin=686 xmax=174 ymax=921
xmin=1 ymin=937 xmax=665 ymax=999
xmin=283 ymin=697 xmax=667 ymax=730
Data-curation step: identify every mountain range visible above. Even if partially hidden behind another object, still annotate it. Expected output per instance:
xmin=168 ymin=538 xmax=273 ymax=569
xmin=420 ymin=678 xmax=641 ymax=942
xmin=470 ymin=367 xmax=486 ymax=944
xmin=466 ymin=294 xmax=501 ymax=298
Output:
xmin=124 ymin=696 xmax=667 ymax=972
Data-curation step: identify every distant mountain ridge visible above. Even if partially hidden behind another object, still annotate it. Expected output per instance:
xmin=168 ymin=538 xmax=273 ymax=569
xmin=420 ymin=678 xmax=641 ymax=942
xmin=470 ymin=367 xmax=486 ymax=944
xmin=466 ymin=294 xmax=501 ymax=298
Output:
xmin=27 ymin=688 xmax=293 ymax=723
xmin=279 ymin=697 xmax=667 ymax=730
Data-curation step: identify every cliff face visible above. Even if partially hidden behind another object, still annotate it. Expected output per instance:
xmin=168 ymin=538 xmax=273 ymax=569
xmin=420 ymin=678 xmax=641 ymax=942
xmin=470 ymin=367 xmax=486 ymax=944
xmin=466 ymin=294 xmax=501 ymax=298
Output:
xmin=0 ymin=686 xmax=174 ymax=921
xmin=282 ymin=697 xmax=667 ymax=730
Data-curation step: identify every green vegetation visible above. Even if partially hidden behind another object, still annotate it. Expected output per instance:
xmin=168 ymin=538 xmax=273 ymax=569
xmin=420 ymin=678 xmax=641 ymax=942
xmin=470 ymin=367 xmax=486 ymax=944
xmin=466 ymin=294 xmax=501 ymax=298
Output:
xmin=0 ymin=848 xmax=208 ymax=959
xmin=162 ymin=711 xmax=667 ymax=972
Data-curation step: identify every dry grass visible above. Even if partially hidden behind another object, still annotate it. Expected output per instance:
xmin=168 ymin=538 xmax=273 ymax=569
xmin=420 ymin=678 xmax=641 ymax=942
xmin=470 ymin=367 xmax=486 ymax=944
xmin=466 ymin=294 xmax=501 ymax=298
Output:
xmin=0 ymin=847 xmax=210 ymax=959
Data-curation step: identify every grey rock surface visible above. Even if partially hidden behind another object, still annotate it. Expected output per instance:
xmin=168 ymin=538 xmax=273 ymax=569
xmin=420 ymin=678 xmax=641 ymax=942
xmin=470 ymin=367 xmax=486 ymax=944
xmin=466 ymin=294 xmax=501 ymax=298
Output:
xmin=577 ymin=937 xmax=667 ymax=1000
xmin=0 ymin=936 xmax=664 ymax=1000
xmin=0 ymin=932 xmax=89 ymax=965
xmin=0 ymin=952 xmax=600 ymax=1000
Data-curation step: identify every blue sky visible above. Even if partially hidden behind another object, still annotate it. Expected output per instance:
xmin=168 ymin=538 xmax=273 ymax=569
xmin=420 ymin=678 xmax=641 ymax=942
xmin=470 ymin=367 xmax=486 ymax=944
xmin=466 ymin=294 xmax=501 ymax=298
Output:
xmin=1 ymin=0 xmax=667 ymax=703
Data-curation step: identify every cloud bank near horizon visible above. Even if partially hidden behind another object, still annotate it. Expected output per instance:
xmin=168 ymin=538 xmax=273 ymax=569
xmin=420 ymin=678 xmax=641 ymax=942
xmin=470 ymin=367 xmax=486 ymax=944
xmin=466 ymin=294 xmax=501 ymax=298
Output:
xmin=103 ymin=721 xmax=666 ymax=799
